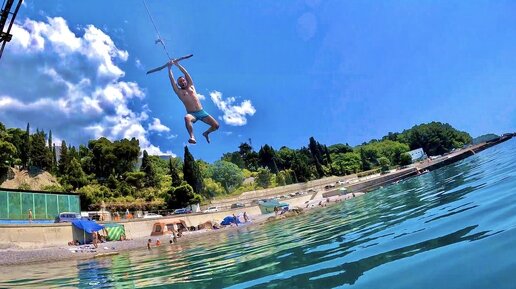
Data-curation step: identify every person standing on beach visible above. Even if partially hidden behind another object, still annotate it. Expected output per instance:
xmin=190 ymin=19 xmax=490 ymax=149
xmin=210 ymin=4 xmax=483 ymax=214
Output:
xmin=28 ymin=209 xmax=33 ymax=223
xmin=167 ymin=60 xmax=219 ymax=144
xmin=233 ymin=214 xmax=239 ymax=226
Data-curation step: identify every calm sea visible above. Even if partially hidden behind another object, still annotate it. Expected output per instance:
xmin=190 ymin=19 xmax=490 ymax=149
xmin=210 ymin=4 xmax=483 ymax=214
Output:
xmin=1 ymin=139 xmax=515 ymax=289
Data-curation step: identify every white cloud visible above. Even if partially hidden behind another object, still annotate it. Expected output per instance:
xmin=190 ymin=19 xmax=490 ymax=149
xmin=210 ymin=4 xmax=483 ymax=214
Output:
xmin=148 ymin=118 xmax=170 ymax=132
xmin=0 ymin=16 xmax=172 ymax=156
xmin=209 ymin=91 xmax=256 ymax=126
xmin=196 ymin=93 xmax=206 ymax=100
xmin=135 ymin=58 xmax=143 ymax=69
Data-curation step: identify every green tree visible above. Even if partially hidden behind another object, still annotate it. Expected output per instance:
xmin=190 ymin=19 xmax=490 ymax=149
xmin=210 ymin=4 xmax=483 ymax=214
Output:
xmin=397 ymin=122 xmax=472 ymax=155
xmin=258 ymin=144 xmax=279 ymax=173
xmin=21 ymin=123 xmax=30 ymax=169
xmin=196 ymin=159 xmax=213 ymax=179
xmin=275 ymin=171 xmax=287 ymax=186
xmin=112 ymin=138 xmax=140 ymax=177
xmin=308 ymin=137 xmax=325 ymax=177
xmin=399 ymin=152 xmax=412 ymax=166
xmin=140 ymin=150 xmax=158 ymax=187
xmin=221 ymin=151 xmax=245 ymax=168
xmin=211 ymin=160 xmax=244 ymax=193
xmin=169 ymin=157 xmax=182 ymax=187
xmin=124 ymin=171 xmax=146 ymax=189
xmin=58 ymin=140 xmax=69 ymax=175
xmin=78 ymin=144 xmax=94 ymax=175
xmin=276 ymin=146 xmax=296 ymax=171
xmin=52 ymin=144 xmax=57 ymax=173
xmin=328 ymin=143 xmax=353 ymax=155
xmin=48 ymin=130 xmax=53 ymax=168
xmin=333 ymin=152 xmax=361 ymax=175
xmin=203 ymin=178 xmax=226 ymax=197
xmin=183 ymin=146 xmax=204 ymax=195
xmin=167 ymin=183 xmax=201 ymax=209
xmin=6 ymin=127 xmax=24 ymax=162
xmin=291 ymin=152 xmax=311 ymax=182
xmin=256 ymin=167 xmax=272 ymax=188
xmin=67 ymin=157 xmax=88 ymax=189
xmin=77 ymin=184 xmax=112 ymax=210
xmin=0 ymin=140 xmax=16 ymax=168
xmin=378 ymin=157 xmax=391 ymax=173
xmin=149 ymin=155 xmax=169 ymax=176
xmin=89 ymin=137 xmax=116 ymax=179
xmin=30 ymin=130 xmax=52 ymax=170
xmin=239 ymin=142 xmax=259 ymax=170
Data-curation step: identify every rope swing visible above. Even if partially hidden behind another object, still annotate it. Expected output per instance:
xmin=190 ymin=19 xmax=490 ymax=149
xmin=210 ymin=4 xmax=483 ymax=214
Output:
xmin=143 ymin=0 xmax=193 ymax=74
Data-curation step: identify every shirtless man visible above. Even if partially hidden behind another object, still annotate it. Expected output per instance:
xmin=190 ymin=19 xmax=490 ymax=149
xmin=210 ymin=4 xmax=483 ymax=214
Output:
xmin=167 ymin=60 xmax=219 ymax=144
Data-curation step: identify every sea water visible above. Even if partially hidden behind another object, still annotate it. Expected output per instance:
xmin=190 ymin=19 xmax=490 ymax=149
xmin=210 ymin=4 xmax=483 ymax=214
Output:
xmin=1 ymin=139 xmax=515 ymax=289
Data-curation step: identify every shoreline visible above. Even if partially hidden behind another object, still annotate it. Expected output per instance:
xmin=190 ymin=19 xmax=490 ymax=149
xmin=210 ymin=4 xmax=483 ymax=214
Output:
xmin=0 ymin=194 xmax=356 ymax=266
xmin=1 ymin=137 xmax=512 ymax=266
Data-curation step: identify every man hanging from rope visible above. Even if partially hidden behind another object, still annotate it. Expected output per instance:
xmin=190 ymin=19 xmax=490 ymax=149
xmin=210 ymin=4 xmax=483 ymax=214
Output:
xmin=167 ymin=60 xmax=219 ymax=144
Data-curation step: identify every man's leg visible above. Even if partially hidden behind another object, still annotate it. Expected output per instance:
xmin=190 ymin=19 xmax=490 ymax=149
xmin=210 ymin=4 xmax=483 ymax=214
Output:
xmin=185 ymin=114 xmax=197 ymax=144
xmin=200 ymin=116 xmax=219 ymax=143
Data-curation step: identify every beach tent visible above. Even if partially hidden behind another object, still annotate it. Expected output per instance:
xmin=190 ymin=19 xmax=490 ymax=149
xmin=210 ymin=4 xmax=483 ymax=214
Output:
xmin=72 ymin=219 xmax=104 ymax=233
xmin=72 ymin=220 xmax=105 ymax=244
xmin=221 ymin=216 xmax=240 ymax=226
xmin=198 ymin=221 xmax=213 ymax=230
xmin=103 ymin=223 xmax=126 ymax=241
xmin=151 ymin=220 xmax=189 ymax=236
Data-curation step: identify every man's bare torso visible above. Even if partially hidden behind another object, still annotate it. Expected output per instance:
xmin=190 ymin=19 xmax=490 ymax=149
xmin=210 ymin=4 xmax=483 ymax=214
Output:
xmin=177 ymin=85 xmax=202 ymax=113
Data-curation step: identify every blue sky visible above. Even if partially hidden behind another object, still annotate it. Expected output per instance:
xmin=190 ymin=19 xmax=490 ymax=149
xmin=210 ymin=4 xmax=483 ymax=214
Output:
xmin=1 ymin=0 xmax=514 ymax=162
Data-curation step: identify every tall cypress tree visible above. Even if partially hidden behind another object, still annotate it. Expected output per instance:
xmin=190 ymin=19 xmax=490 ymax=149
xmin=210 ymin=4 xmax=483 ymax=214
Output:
xmin=21 ymin=123 xmax=30 ymax=169
xmin=169 ymin=157 xmax=182 ymax=187
xmin=58 ymin=140 xmax=69 ymax=175
xmin=30 ymin=130 xmax=51 ymax=170
xmin=309 ymin=137 xmax=325 ymax=178
xmin=324 ymin=145 xmax=335 ymax=175
xmin=140 ymin=150 xmax=158 ymax=187
xmin=48 ymin=130 xmax=55 ymax=168
xmin=183 ymin=146 xmax=203 ymax=195
xmin=52 ymin=144 xmax=58 ymax=174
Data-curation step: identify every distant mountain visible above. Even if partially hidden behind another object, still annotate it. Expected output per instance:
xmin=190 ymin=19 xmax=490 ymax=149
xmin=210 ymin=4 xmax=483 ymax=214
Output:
xmin=472 ymin=134 xmax=499 ymax=145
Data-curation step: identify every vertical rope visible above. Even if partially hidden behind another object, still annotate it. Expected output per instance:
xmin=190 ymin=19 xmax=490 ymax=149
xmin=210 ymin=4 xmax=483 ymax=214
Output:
xmin=142 ymin=0 xmax=172 ymax=60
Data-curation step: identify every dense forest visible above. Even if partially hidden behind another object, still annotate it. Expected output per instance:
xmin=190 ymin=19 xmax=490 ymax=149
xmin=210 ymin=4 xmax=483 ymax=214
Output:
xmin=0 ymin=121 xmax=472 ymax=211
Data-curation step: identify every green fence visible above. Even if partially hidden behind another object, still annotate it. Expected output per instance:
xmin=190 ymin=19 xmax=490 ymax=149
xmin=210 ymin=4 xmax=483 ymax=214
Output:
xmin=0 ymin=189 xmax=80 ymax=220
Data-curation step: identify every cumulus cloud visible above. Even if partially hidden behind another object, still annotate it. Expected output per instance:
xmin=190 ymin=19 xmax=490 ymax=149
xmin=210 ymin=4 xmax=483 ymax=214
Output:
xmin=209 ymin=91 xmax=256 ymax=126
xmin=135 ymin=58 xmax=143 ymax=70
xmin=0 ymin=16 xmax=172 ymax=155
xmin=196 ymin=92 xmax=206 ymax=100
xmin=148 ymin=118 xmax=170 ymax=132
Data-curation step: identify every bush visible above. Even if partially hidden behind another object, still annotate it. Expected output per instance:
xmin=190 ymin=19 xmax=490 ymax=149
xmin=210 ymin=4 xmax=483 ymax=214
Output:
xmin=399 ymin=153 xmax=413 ymax=166
xmin=378 ymin=157 xmax=391 ymax=173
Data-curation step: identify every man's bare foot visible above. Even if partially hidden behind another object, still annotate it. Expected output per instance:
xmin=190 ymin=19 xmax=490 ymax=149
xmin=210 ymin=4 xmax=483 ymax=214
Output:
xmin=202 ymin=132 xmax=210 ymax=143
xmin=188 ymin=138 xmax=196 ymax=144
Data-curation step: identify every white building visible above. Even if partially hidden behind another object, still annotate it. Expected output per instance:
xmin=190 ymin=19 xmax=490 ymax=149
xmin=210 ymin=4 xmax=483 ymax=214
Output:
xmin=408 ymin=148 xmax=426 ymax=162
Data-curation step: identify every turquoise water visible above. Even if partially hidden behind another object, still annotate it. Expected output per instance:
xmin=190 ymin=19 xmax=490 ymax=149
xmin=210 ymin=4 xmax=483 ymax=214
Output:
xmin=1 ymin=139 xmax=515 ymax=289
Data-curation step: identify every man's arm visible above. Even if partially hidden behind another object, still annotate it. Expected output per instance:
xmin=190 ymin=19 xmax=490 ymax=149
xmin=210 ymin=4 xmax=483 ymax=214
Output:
xmin=168 ymin=61 xmax=180 ymax=94
xmin=175 ymin=62 xmax=194 ymax=87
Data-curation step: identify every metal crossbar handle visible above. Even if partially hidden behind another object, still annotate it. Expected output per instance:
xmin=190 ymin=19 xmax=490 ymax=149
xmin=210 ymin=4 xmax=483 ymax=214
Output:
xmin=146 ymin=54 xmax=193 ymax=75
